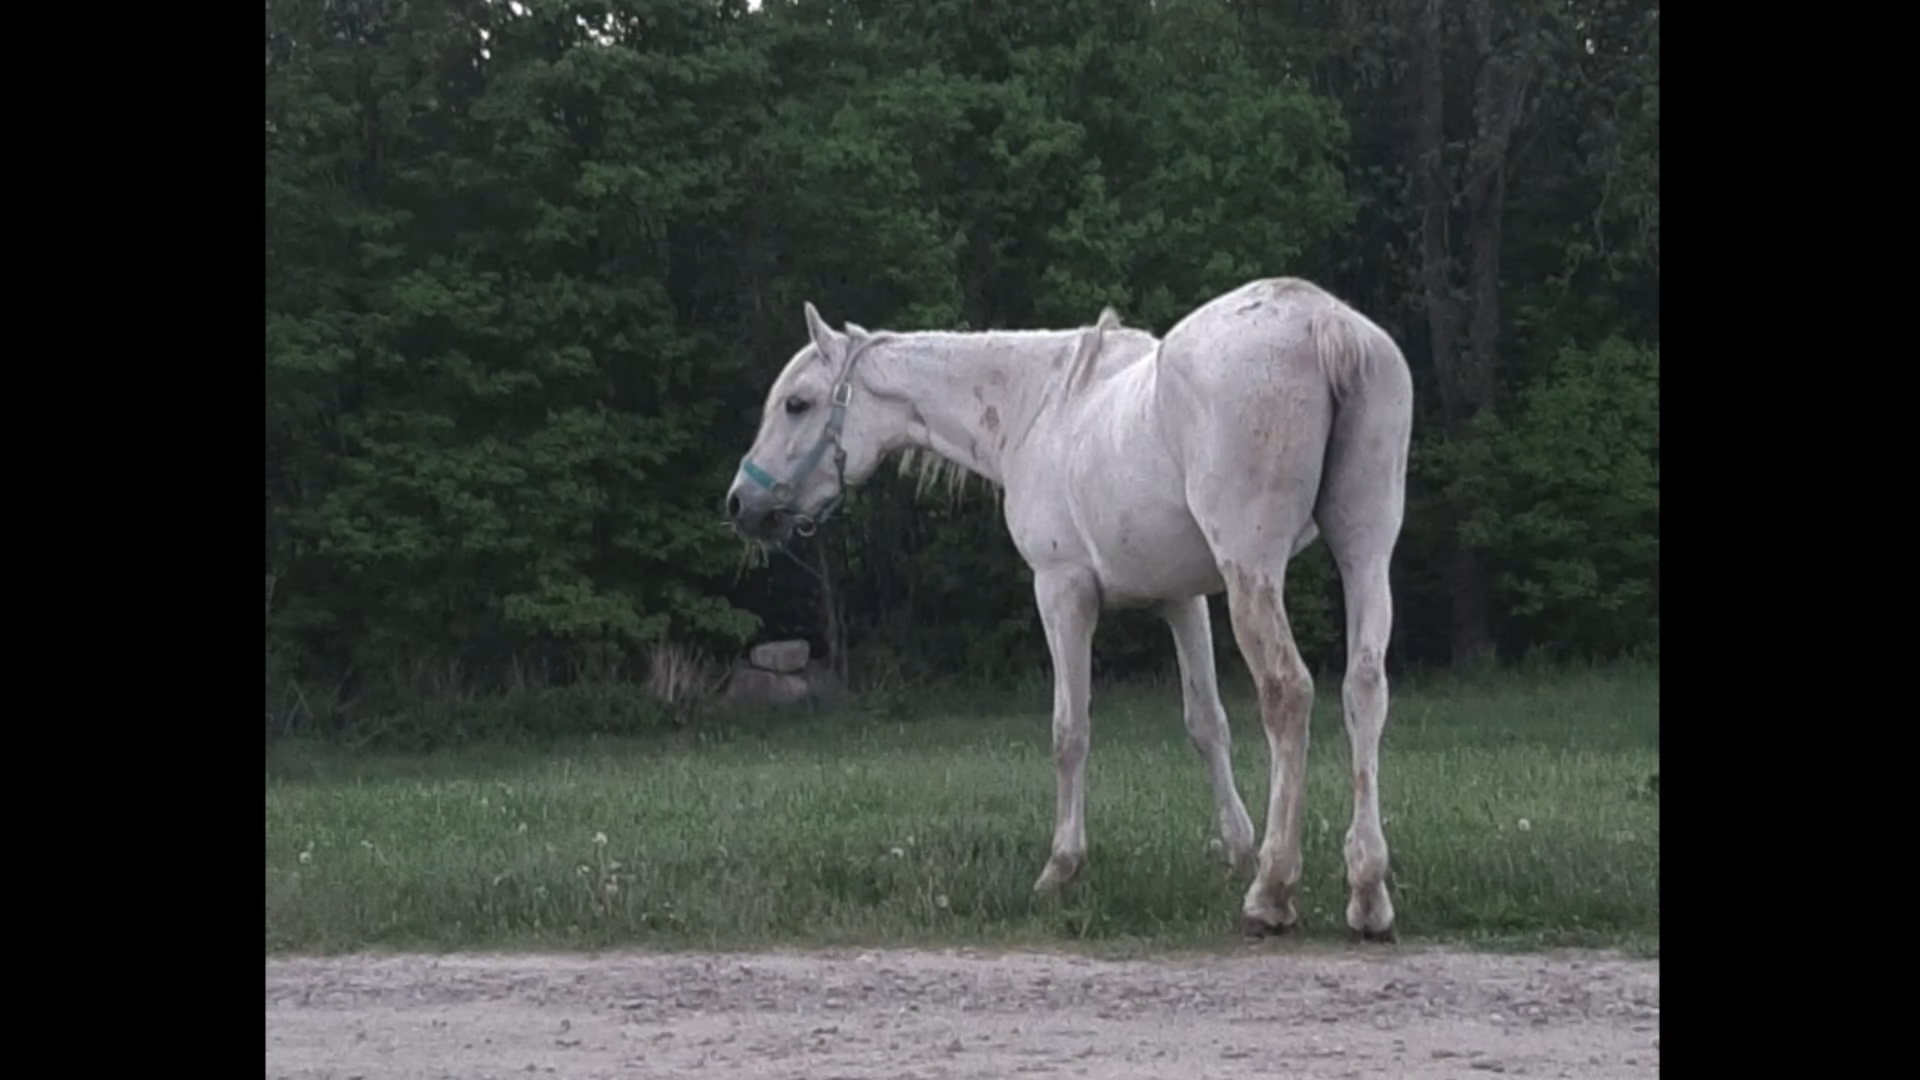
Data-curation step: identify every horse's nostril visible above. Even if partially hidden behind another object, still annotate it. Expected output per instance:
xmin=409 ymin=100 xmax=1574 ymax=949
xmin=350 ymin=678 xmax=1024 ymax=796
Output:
xmin=726 ymin=493 xmax=742 ymax=520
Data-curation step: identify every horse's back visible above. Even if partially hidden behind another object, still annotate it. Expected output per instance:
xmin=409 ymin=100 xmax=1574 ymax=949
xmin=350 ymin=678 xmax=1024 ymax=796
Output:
xmin=1007 ymin=278 xmax=1400 ymax=601
xmin=1160 ymin=278 xmax=1348 ymax=370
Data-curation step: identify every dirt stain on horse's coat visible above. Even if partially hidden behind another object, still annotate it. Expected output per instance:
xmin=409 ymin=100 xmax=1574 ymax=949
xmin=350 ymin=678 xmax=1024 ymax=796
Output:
xmin=1226 ymin=563 xmax=1310 ymax=725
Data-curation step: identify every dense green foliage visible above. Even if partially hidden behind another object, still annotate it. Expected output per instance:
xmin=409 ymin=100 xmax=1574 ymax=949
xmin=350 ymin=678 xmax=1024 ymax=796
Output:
xmin=266 ymin=0 xmax=1659 ymax=733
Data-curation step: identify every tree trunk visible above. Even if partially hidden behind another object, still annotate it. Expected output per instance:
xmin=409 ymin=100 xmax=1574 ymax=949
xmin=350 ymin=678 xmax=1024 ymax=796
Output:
xmin=1454 ymin=0 xmax=1538 ymax=665
xmin=1408 ymin=0 xmax=1495 ymax=664
xmin=1445 ymin=542 xmax=1493 ymax=665
xmin=1409 ymin=0 xmax=1461 ymax=418
xmin=1405 ymin=0 xmax=1544 ymax=665
xmin=813 ymin=536 xmax=849 ymax=685
xmin=1464 ymin=0 xmax=1533 ymax=421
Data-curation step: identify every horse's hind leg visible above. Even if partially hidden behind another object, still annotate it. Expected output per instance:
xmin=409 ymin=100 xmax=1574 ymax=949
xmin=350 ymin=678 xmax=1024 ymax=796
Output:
xmin=1218 ymin=554 xmax=1316 ymax=936
xmin=1323 ymin=539 xmax=1396 ymax=940
xmin=1183 ymin=406 xmax=1330 ymax=934
xmin=1160 ymin=596 xmax=1256 ymax=870
xmin=1316 ymin=358 xmax=1412 ymax=941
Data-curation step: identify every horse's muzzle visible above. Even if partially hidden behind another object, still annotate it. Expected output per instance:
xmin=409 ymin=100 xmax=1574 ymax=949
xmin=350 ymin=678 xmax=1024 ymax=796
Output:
xmin=726 ymin=485 xmax=791 ymax=543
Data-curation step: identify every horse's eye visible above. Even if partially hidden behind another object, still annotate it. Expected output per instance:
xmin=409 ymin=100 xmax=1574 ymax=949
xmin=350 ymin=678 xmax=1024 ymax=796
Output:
xmin=785 ymin=396 xmax=812 ymax=416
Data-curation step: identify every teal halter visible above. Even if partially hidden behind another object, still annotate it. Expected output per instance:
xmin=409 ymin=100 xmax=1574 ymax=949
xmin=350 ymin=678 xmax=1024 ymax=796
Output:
xmin=736 ymin=337 xmax=876 ymax=537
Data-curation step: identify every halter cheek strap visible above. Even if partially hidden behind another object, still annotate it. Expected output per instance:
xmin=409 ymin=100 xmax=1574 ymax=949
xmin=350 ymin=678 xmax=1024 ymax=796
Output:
xmin=737 ymin=341 xmax=871 ymax=536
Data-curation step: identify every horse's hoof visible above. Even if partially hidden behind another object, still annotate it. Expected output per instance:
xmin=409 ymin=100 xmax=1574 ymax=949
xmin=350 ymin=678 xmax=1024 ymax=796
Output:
xmin=1349 ymin=923 xmax=1397 ymax=944
xmin=1239 ymin=912 xmax=1296 ymax=939
xmin=1032 ymin=856 xmax=1082 ymax=893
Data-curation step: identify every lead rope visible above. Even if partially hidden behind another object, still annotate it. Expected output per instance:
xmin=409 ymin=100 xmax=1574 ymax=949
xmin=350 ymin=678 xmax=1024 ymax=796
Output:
xmin=767 ymin=443 xmax=849 ymax=589
xmin=777 ymin=542 xmax=831 ymax=589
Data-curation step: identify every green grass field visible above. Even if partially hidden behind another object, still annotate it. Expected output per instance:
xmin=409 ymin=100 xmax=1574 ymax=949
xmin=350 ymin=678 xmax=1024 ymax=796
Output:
xmin=265 ymin=663 xmax=1658 ymax=957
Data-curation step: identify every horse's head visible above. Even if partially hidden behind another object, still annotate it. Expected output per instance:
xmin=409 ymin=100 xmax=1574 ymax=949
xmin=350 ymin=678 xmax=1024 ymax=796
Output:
xmin=725 ymin=302 xmax=902 ymax=544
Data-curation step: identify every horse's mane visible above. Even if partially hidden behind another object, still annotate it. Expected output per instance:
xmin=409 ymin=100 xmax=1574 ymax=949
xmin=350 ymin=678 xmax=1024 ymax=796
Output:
xmin=893 ymin=445 xmax=994 ymax=505
xmin=1063 ymin=306 xmax=1124 ymax=397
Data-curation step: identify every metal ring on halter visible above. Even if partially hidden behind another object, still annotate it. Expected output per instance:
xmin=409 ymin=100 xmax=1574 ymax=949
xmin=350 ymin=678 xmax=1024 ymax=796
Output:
xmin=792 ymin=515 xmax=819 ymax=537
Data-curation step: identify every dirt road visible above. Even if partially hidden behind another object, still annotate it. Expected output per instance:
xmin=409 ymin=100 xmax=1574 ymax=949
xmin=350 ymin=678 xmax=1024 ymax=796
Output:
xmin=266 ymin=945 xmax=1658 ymax=1078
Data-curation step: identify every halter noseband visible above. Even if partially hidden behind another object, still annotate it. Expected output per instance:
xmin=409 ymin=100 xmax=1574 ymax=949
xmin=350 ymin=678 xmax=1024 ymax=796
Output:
xmin=736 ymin=337 xmax=877 ymax=537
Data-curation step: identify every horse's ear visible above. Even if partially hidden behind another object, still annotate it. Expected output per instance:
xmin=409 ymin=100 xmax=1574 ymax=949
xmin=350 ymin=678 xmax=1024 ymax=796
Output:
xmin=804 ymin=301 xmax=842 ymax=358
xmin=844 ymin=321 xmax=870 ymax=338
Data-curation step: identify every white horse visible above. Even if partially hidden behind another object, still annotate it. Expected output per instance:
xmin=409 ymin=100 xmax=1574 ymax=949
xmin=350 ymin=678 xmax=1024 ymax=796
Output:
xmin=724 ymin=277 xmax=1413 ymax=939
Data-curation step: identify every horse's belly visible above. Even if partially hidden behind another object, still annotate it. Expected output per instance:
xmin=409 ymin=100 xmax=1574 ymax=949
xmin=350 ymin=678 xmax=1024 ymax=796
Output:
xmin=1096 ymin=543 xmax=1224 ymax=606
xmin=1077 ymin=488 xmax=1223 ymax=606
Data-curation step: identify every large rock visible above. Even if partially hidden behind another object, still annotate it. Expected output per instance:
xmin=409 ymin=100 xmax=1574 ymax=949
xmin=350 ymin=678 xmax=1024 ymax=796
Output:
xmin=724 ymin=663 xmax=811 ymax=708
xmin=749 ymin=639 xmax=811 ymax=674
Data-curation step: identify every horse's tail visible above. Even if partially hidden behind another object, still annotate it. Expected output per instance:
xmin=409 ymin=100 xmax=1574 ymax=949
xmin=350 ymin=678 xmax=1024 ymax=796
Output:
xmin=1307 ymin=298 xmax=1415 ymax=525
xmin=1313 ymin=297 xmax=1420 ymax=411
xmin=1309 ymin=305 xmax=1378 ymax=405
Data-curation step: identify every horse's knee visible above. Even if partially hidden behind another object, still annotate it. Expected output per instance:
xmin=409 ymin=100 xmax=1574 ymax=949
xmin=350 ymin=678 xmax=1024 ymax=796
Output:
xmin=1052 ymin=717 xmax=1089 ymax=767
xmin=1345 ymin=647 xmax=1386 ymax=706
xmin=1184 ymin=719 xmax=1217 ymax=757
xmin=1257 ymin=654 xmax=1313 ymax=736
xmin=1182 ymin=698 xmax=1228 ymax=751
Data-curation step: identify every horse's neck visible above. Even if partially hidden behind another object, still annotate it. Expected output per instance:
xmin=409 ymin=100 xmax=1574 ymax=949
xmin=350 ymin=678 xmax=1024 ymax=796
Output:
xmin=873 ymin=331 xmax=1066 ymax=487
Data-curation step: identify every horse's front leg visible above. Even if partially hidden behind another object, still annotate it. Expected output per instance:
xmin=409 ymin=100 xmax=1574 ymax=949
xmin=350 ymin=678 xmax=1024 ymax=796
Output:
xmin=1032 ymin=566 xmax=1101 ymax=892
xmin=1160 ymin=595 xmax=1256 ymax=871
